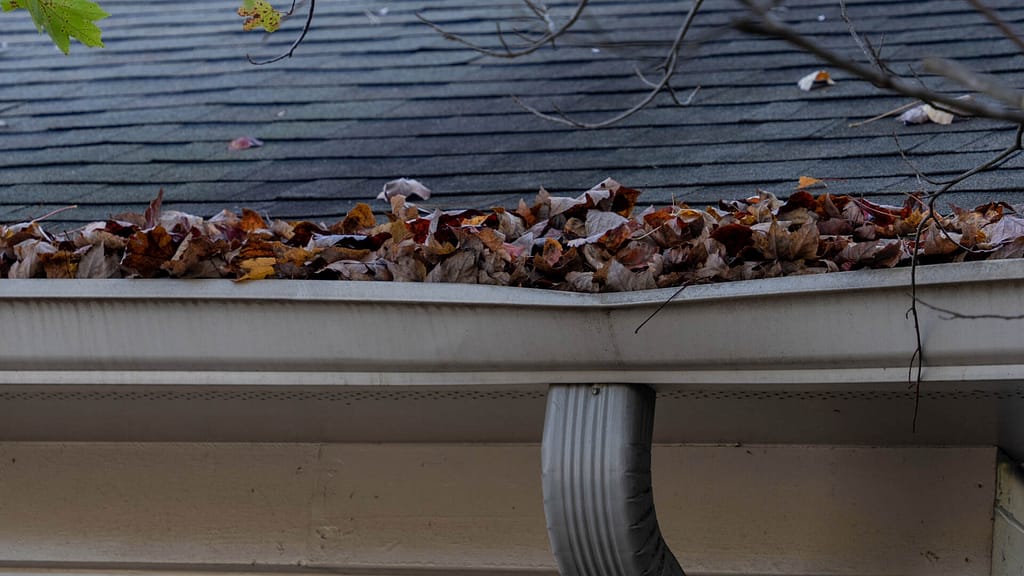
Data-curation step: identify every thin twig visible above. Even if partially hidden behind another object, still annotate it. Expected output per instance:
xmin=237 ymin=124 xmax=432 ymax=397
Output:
xmin=849 ymin=101 xmax=919 ymax=128
xmin=417 ymin=0 xmax=589 ymax=59
xmin=904 ymin=123 xmax=1024 ymax=430
xmin=635 ymin=281 xmax=693 ymax=334
xmin=839 ymin=0 xmax=887 ymax=74
xmin=31 ymin=205 xmax=78 ymax=223
xmin=681 ymin=85 xmax=701 ymax=105
xmin=636 ymin=75 xmax=701 ymax=107
xmin=513 ymin=0 xmax=705 ymax=129
xmin=915 ymin=297 xmax=1024 ymax=320
xmin=247 ymin=0 xmax=316 ymax=65
xmin=893 ymin=132 xmax=943 ymax=186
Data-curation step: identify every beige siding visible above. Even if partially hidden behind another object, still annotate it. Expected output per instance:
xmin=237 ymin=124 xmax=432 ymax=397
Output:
xmin=0 ymin=443 xmax=997 ymax=576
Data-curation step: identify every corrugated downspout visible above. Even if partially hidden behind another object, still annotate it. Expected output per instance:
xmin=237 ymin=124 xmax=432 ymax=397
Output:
xmin=543 ymin=384 xmax=685 ymax=576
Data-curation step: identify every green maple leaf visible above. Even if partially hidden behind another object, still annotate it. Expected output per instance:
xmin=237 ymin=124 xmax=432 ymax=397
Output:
xmin=2 ymin=0 xmax=109 ymax=54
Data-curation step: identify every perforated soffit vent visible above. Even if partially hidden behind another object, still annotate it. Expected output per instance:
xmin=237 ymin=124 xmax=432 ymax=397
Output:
xmin=0 ymin=388 xmax=1022 ymax=403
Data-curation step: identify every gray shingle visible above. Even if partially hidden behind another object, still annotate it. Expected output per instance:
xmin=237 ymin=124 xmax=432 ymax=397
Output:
xmin=3 ymin=0 xmax=1024 ymax=229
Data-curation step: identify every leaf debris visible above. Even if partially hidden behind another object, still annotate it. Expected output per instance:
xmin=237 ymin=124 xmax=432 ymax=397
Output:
xmin=2 ymin=179 xmax=1022 ymax=287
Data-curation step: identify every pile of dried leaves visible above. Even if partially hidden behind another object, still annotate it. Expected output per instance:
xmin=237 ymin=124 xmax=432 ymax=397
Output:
xmin=2 ymin=179 xmax=1023 ymax=290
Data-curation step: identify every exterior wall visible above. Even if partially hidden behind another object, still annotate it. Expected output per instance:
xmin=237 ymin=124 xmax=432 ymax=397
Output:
xmin=0 ymin=443 xmax=996 ymax=576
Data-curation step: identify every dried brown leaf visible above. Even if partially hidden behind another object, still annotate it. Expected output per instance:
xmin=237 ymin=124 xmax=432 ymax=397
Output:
xmin=426 ymin=249 xmax=478 ymax=284
xmin=922 ymin=222 xmax=962 ymax=256
xmin=710 ymin=222 xmax=753 ymax=257
xmin=240 ymin=209 xmax=267 ymax=233
xmin=8 ymin=239 xmax=53 ymax=278
xmin=122 ymin=226 xmax=178 ymax=278
xmin=982 ymin=214 xmax=1024 ymax=247
xmin=40 ymin=249 xmax=78 ymax=279
xmin=338 ymin=203 xmax=377 ymax=234
xmin=596 ymin=259 xmax=657 ymax=292
xmin=77 ymin=244 xmax=122 ymax=279
xmin=564 ymin=271 xmax=599 ymax=293
xmin=835 ymin=239 xmax=903 ymax=270
xmin=378 ymin=178 xmax=432 ymax=202
xmin=144 ymin=189 xmax=164 ymax=229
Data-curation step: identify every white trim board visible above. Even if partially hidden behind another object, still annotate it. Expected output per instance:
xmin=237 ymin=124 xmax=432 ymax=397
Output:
xmin=994 ymin=454 xmax=1024 ymax=576
xmin=0 ymin=443 xmax=996 ymax=576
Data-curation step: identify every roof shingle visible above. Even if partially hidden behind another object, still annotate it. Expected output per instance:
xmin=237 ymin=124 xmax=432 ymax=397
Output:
xmin=2 ymin=0 xmax=1024 ymax=227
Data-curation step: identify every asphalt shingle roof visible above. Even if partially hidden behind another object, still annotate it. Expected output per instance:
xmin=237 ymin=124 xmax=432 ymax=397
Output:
xmin=2 ymin=0 xmax=1024 ymax=228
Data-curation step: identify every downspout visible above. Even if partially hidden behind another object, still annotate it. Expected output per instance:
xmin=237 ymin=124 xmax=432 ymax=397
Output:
xmin=543 ymin=384 xmax=685 ymax=576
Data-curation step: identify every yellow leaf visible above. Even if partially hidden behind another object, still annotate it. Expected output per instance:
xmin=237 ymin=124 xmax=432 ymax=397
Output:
xmin=236 ymin=256 xmax=277 ymax=281
xmin=922 ymin=104 xmax=954 ymax=125
xmin=462 ymin=214 xmax=491 ymax=227
xmin=674 ymin=208 xmax=704 ymax=222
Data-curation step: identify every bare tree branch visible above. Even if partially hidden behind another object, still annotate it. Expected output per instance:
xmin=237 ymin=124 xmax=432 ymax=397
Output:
xmin=634 ymin=65 xmax=701 ymax=107
xmin=922 ymin=57 xmax=1024 ymax=110
xmin=839 ymin=0 xmax=888 ymax=74
xmin=893 ymin=132 xmax=944 ymax=186
xmin=733 ymin=7 xmax=1024 ymax=124
xmin=512 ymin=0 xmax=705 ymax=129
xmin=417 ymin=1 xmax=590 ymax=59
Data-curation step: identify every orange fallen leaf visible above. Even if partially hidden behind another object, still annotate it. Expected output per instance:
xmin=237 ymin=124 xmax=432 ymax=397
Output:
xmin=338 ymin=203 xmax=377 ymax=234
xmin=240 ymin=209 xmax=267 ymax=233
xmin=796 ymin=176 xmax=826 ymax=190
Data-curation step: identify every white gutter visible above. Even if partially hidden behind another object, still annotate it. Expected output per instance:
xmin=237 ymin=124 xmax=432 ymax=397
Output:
xmin=1 ymin=259 xmax=1022 ymax=382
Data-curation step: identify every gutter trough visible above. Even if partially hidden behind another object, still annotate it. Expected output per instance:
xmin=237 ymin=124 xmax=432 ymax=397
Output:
xmin=1 ymin=258 xmax=1022 ymax=379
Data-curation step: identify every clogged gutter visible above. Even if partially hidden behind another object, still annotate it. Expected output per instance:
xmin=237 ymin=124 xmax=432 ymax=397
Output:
xmin=2 ymin=178 xmax=1022 ymax=290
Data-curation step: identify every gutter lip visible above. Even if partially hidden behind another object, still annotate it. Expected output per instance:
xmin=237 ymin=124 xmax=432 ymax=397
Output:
xmin=0 ymin=259 xmax=1021 ymax=307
